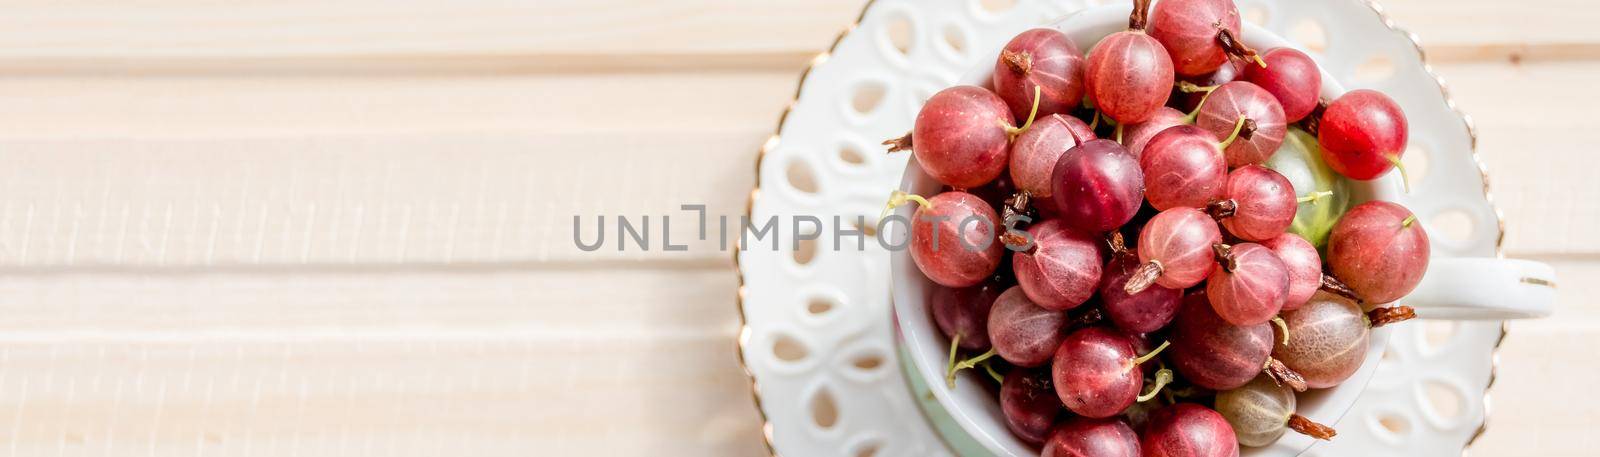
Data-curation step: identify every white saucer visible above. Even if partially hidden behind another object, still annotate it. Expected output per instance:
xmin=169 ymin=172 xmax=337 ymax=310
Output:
xmin=736 ymin=0 xmax=1506 ymax=455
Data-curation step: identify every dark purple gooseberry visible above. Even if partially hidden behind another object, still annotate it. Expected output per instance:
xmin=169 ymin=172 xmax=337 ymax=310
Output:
xmin=1051 ymin=139 xmax=1145 ymax=233
xmin=1013 ymin=219 xmax=1103 ymax=311
xmin=1197 ymin=81 xmax=1287 ymax=167
xmin=1169 ymin=292 xmax=1299 ymax=391
xmin=1001 ymin=368 xmax=1064 ymax=445
xmin=1141 ymin=403 xmax=1241 ymax=457
xmin=1010 ymin=114 xmax=1094 ymax=199
xmin=1100 ymin=250 xmax=1181 ymax=334
xmin=1041 ymin=417 xmax=1141 ymax=457
xmin=966 ymin=173 xmax=1018 ymax=212
xmin=995 ymin=28 xmax=1088 ymax=122
xmin=989 ymin=286 xmax=1068 ymax=367
xmin=930 ymin=279 xmax=1006 ymax=351
xmin=1120 ymin=396 xmax=1163 ymax=432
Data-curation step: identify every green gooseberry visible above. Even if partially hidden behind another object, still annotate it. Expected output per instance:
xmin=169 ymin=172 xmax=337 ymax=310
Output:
xmin=1264 ymin=127 xmax=1348 ymax=248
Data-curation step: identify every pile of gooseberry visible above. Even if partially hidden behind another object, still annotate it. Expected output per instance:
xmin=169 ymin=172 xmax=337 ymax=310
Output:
xmin=886 ymin=0 xmax=1426 ymax=453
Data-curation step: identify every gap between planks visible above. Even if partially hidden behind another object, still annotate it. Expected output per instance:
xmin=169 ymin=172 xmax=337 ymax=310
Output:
xmin=0 ymin=0 xmax=1593 ymax=75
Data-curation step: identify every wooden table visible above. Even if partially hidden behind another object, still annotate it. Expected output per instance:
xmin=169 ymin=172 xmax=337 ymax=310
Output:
xmin=0 ymin=0 xmax=1589 ymax=455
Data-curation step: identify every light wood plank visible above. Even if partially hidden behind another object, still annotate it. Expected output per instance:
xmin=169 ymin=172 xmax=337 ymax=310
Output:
xmin=1380 ymin=0 xmax=1600 ymax=62
xmin=0 ymin=338 xmax=764 ymax=456
xmin=0 ymin=0 xmax=1592 ymax=75
xmin=1465 ymin=256 xmax=1593 ymax=457
xmin=1436 ymin=60 xmax=1600 ymax=256
xmin=0 ymin=268 xmax=741 ymax=334
xmin=0 ymin=60 xmax=1591 ymax=266
xmin=0 ymin=267 xmax=763 ymax=455
xmin=0 ymin=73 xmax=800 ymax=139
xmin=0 ymin=0 xmax=866 ymax=74
xmin=0 ymin=132 xmax=759 ymax=267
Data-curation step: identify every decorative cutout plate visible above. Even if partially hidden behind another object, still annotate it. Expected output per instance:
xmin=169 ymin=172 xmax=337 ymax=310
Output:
xmin=737 ymin=0 xmax=1504 ymax=455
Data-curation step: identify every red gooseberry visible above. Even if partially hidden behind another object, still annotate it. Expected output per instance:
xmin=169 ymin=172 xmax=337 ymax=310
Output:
xmin=1141 ymin=403 xmax=1241 ymax=457
xmin=1085 ymin=0 xmax=1176 ymax=124
xmin=894 ymin=191 xmax=1005 ymax=288
xmin=1148 ymin=0 xmax=1257 ymax=77
xmin=995 ymin=28 xmax=1088 ymax=122
xmin=1052 ymin=327 xmax=1171 ymax=418
xmin=1243 ymin=47 xmax=1323 ymax=122
xmin=1206 ymin=243 xmax=1291 ymax=326
xmin=1042 ymin=417 xmax=1141 ymax=457
xmin=1197 ymin=81 xmax=1287 ymax=167
xmin=1317 ymin=89 xmax=1409 ymax=181
xmin=1325 ymin=201 xmax=1428 ymax=303
xmin=1013 ymin=219 xmax=1103 ymax=311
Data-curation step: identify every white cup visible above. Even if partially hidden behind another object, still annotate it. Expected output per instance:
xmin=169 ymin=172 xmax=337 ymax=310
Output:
xmin=889 ymin=5 xmax=1554 ymax=456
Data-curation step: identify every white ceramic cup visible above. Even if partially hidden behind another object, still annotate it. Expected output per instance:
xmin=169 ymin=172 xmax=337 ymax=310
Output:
xmin=889 ymin=5 xmax=1555 ymax=456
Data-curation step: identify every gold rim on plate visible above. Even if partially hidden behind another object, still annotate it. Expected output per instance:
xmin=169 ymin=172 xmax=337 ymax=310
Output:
xmin=733 ymin=1 xmax=1506 ymax=455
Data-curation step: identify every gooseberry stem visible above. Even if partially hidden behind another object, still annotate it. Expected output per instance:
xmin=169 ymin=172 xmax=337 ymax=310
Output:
xmin=944 ymin=334 xmax=961 ymax=385
xmin=983 ymin=359 xmax=1005 ymax=384
xmin=1176 ymin=81 xmax=1218 ymax=94
xmin=1137 ymin=369 xmax=1175 ymax=402
xmin=1206 ymin=199 xmax=1238 ymax=219
xmin=1106 ymin=231 xmax=1129 ymax=256
xmin=1216 ymin=28 xmax=1265 ymax=68
xmin=1129 ymin=0 xmax=1153 ymax=30
xmin=1002 ymin=49 xmax=1032 ymax=75
xmin=1401 ymin=214 xmax=1417 ymax=228
xmin=1297 ymin=190 xmax=1334 ymax=204
xmin=1124 ymin=260 xmax=1165 ymax=294
xmin=1005 ymin=86 xmax=1043 ymax=139
xmin=1182 ymin=85 xmax=1218 ymax=124
xmin=1115 ymin=122 xmax=1125 ymax=145
xmin=946 ymin=347 xmax=997 ymax=388
xmin=883 ymin=132 xmax=914 ymax=153
xmin=1320 ymin=274 xmax=1364 ymax=303
xmin=1386 ymin=154 xmax=1412 ymax=193
xmin=1271 ymin=317 xmax=1290 ymax=346
xmin=1367 ymin=306 xmax=1418 ymax=328
xmin=1213 ymin=243 xmax=1239 ymax=272
xmin=1088 ymin=110 xmax=1102 ymax=132
xmin=1288 ymin=414 xmax=1338 ymax=440
xmin=882 ymin=190 xmax=933 ymax=219
xmin=1218 ymin=114 xmax=1250 ymax=150
xmin=1264 ymin=358 xmax=1309 ymax=392
xmin=1131 ymin=340 xmax=1172 ymax=367
xmin=1000 ymin=191 xmax=1034 ymax=249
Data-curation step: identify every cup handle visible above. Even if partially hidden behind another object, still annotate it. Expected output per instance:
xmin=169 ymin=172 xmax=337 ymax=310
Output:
xmin=1402 ymin=257 xmax=1556 ymax=320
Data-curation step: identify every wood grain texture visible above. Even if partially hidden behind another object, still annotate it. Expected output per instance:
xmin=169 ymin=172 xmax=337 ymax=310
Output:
xmin=0 ymin=269 xmax=762 ymax=456
xmin=0 ymin=61 xmax=1591 ymax=267
xmin=0 ymin=0 xmax=1592 ymax=75
xmin=0 ymin=338 xmax=763 ymax=457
